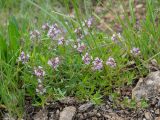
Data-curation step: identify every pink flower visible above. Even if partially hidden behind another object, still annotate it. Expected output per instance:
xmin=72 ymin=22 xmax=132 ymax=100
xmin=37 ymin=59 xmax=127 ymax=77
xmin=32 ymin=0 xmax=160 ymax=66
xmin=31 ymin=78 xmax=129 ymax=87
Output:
xmin=48 ymin=57 xmax=60 ymax=69
xmin=77 ymin=43 xmax=86 ymax=53
xmin=86 ymin=18 xmax=93 ymax=28
xmin=34 ymin=66 xmax=45 ymax=77
xmin=82 ymin=53 xmax=92 ymax=65
xmin=130 ymin=47 xmax=140 ymax=56
xmin=106 ymin=57 xmax=116 ymax=68
xmin=42 ymin=23 xmax=50 ymax=31
xmin=30 ymin=30 xmax=40 ymax=39
xmin=58 ymin=37 xmax=65 ymax=45
xmin=92 ymin=57 xmax=103 ymax=70
xmin=18 ymin=51 xmax=30 ymax=64
xmin=111 ymin=33 xmax=121 ymax=42
xmin=47 ymin=24 xmax=61 ymax=39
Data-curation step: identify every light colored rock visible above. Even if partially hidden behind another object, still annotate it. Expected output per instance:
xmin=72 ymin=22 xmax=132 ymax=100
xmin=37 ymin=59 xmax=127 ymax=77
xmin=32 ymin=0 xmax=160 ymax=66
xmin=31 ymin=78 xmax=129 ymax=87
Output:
xmin=59 ymin=106 xmax=76 ymax=120
xmin=136 ymin=4 xmax=143 ymax=9
xmin=132 ymin=71 xmax=160 ymax=101
xmin=155 ymin=116 xmax=160 ymax=120
xmin=59 ymin=97 xmax=77 ymax=104
xmin=78 ymin=102 xmax=93 ymax=112
xmin=103 ymin=113 xmax=123 ymax=120
xmin=144 ymin=112 xmax=152 ymax=120
xmin=33 ymin=109 xmax=48 ymax=120
xmin=155 ymin=109 xmax=160 ymax=115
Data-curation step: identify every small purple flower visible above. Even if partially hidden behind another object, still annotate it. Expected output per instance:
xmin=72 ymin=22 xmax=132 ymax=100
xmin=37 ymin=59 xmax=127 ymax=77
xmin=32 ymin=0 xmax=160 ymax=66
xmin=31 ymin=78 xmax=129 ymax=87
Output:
xmin=111 ymin=34 xmax=116 ymax=41
xmin=106 ymin=57 xmax=116 ymax=68
xmin=47 ymin=24 xmax=61 ymax=39
xmin=86 ymin=18 xmax=93 ymax=28
xmin=18 ymin=51 xmax=30 ymax=64
xmin=130 ymin=47 xmax=140 ymax=56
xmin=30 ymin=30 xmax=40 ymax=40
xmin=92 ymin=57 xmax=103 ymax=70
xmin=42 ymin=23 xmax=50 ymax=31
xmin=111 ymin=33 xmax=121 ymax=42
xmin=75 ymin=43 xmax=85 ymax=53
xmin=58 ymin=37 xmax=65 ymax=45
xmin=34 ymin=66 xmax=45 ymax=77
xmin=82 ymin=53 xmax=92 ymax=65
xmin=48 ymin=57 xmax=60 ymax=69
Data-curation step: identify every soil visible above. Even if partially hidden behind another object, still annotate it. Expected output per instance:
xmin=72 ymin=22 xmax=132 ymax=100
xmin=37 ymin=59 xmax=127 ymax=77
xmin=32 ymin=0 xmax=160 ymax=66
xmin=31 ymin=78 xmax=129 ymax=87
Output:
xmin=24 ymin=96 xmax=160 ymax=120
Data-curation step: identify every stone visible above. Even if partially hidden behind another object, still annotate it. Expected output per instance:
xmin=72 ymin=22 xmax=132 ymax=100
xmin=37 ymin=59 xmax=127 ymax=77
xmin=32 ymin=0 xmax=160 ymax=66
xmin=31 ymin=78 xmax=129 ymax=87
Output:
xmin=96 ymin=113 xmax=101 ymax=117
xmin=78 ymin=102 xmax=93 ymax=112
xmin=132 ymin=71 xmax=160 ymax=101
xmin=33 ymin=109 xmax=48 ymax=120
xmin=76 ymin=113 xmax=84 ymax=120
xmin=91 ymin=117 xmax=98 ymax=120
xmin=155 ymin=109 xmax=160 ymax=115
xmin=144 ymin=112 xmax=151 ymax=120
xmin=136 ymin=4 xmax=143 ymax=9
xmin=59 ymin=106 xmax=76 ymax=120
xmin=157 ymin=99 xmax=160 ymax=108
xmin=155 ymin=117 xmax=160 ymax=120
xmin=103 ymin=112 xmax=123 ymax=120
xmin=59 ymin=97 xmax=77 ymax=105
xmin=106 ymin=105 xmax=109 ymax=109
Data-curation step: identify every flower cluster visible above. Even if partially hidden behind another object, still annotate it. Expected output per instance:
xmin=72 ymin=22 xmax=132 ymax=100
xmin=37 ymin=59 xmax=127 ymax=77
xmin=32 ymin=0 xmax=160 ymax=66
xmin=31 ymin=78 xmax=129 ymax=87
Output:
xmin=82 ymin=53 xmax=92 ymax=65
xmin=58 ymin=37 xmax=65 ymax=45
xmin=85 ymin=18 xmax=93 ymax=28
xmin=34 ymin=66 xmax=46 ymax=95
xmin=36 ymin=79 xmax=46 ymax=95
xmin=18 ymin=51 xmax=30 ymax=64
xmin=34 ymin=66 xmax=45 ymax=78
xmin=92 ymin=57 xmax=103 ymax=70
xmin=111 ymin=33 xmax=121 ymax=42
xmin=130 ymin=47 xmax=140 ymax=56
xmin=42 ymin=23 xmax=50 ymax=31
xmin=75 ymin=43 xmax=86 ymax=53
xmin=48 ymin=57 xmax=60 ymax=69
xmin=106 ymin=57 xmax=116 ymax=68
xmin=47 ymin=24 xmax=61 ymax=40
xmin=30 ymin=30 xmax=40 ymax=40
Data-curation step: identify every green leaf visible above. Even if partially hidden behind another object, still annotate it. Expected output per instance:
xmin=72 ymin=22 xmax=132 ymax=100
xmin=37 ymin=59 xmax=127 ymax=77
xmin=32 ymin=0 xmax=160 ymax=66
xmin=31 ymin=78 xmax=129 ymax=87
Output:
xmin=8 ymin=16 xmax=20 ymax=53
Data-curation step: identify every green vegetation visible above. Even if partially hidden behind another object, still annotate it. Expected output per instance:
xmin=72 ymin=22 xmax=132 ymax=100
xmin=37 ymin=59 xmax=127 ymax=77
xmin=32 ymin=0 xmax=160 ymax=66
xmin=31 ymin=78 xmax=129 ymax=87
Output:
xmin=0 ymin=0 xmax=160 ymax=118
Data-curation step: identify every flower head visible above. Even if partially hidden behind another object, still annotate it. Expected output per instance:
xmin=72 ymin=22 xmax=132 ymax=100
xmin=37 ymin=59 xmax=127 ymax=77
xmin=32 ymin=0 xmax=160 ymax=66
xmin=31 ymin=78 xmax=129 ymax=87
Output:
xmin=42 ymin=23 xmax=50 ymax=31
xmin=48 ymin=57 xmax=60 ymax=69
xmin=130 ymin=47 xmax=140 ymax=56
xmin=106 ymin=57 xmax=116 ymax=68
xmin=47 ymin=24 xmax=61 ymax=39
xmin=77 ymin=43 xmax=86 ymax=53
xmin=34 ymin=66 xmax=45 ymax=77
xmin=30 ymin=30 xmax=40 ymax=40
xmin=92 ymin=57 xmax=103 ymax=70
xmin=82 ymin=53 xmax=92 ymax=65
xmin=85 ymin=18 xmax=93 ymax=28
xmin=18 ymin=51 xmax=30 ymax=64
xmin=111 ymin=33 xmax=121 ymax=42
xmin=58 ymin=37 xmax=65 ymax=45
